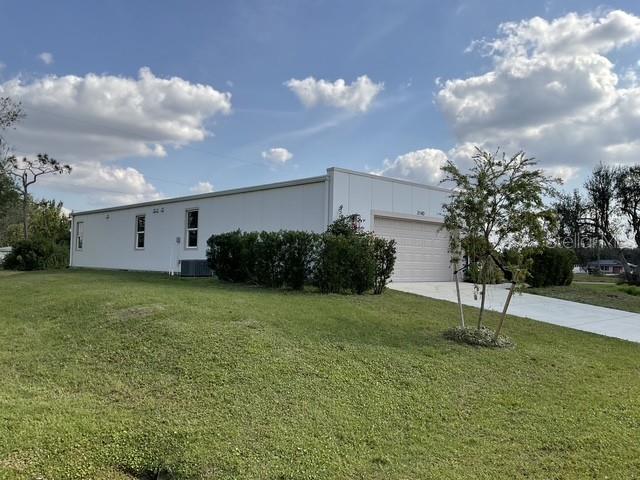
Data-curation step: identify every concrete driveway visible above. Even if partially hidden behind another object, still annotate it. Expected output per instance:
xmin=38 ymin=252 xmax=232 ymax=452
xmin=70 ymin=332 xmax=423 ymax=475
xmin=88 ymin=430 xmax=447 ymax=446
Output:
xmin=390 ymin=282 xmax=640 ymax=343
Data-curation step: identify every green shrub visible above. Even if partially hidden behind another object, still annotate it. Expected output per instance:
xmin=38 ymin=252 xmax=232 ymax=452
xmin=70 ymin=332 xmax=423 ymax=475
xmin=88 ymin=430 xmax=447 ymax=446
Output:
xmin=45 ymin=242 xmax=70 ymax=269
xmin=280 ymin=231 xmax=319 ymax=290
xmin=206 ymin=230 xmax=258 ymax=282
xmin=314 ymin=213 xmax=386 ymax=294
xmin=373 ymin=236 xmax=396 ymax=294
xmin=3 ymin=239 xmax=53 ymax=271
xmin=254 ymin=231 xmax=284 ymax=287
xmin=347 ymin=234 xmax=376 ymax=294
xmin=314 ymin=234 xmax=355 ymax=293
xmin=208 ymin=230 xmax=320 ymax=289
xmin=527 ymin=247 xmax=576 ymax=288
xmin=206 ymin=212 xmax=396 ymax=294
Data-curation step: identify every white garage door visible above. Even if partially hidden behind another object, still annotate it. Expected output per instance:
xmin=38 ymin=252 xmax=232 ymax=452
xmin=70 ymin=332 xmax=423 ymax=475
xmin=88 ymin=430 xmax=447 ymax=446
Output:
xmin=374 ymin=216 xmax=452 ymax=282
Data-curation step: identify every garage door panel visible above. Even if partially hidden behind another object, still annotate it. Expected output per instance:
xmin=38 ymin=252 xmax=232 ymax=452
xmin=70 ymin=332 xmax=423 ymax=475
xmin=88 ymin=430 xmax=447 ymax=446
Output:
xmin=374 ymin=216 xmax=452 ymax=282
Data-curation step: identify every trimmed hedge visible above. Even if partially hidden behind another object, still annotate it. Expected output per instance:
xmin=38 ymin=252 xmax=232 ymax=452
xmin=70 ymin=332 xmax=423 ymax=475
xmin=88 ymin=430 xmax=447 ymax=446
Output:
xmin=314 ymin=213 xmax=396 ymax=294
xmin=206 ymin=214 xmax=396 ymax=294
xmin=206 ymin=230 xmax=257 ymax=283
xmin=526 ymin=247 xmax=576 ymax=288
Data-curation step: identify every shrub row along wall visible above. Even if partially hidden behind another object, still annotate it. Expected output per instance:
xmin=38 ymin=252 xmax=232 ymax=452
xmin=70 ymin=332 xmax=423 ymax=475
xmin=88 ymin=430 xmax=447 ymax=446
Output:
xmin=206 ymin=214 xmax=397 ymax=294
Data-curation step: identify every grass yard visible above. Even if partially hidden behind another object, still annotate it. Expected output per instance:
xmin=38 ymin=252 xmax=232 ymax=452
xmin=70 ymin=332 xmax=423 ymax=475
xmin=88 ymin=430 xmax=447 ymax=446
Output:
xmin=528 ymin=282 xmax=640 ymax=314
xmin=1 ymin=270 xmax=639 ymax=479
xmin=572 ymin=273 xmax=620 ymax=283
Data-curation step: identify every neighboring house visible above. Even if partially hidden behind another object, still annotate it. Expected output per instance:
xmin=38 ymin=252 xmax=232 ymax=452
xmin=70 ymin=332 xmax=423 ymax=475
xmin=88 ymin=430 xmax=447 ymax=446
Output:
xmin=70 ymin=167 xmax=453 ymax=282
xmin=0 ymin=246 xmax=11 ymax=263
xmin=586 ymin=259 xmax=637 ymax=275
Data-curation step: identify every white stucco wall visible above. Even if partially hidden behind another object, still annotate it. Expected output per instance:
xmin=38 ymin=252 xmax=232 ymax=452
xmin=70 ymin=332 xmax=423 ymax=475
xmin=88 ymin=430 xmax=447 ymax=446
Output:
xmin=71 ymin=178 xmax=328 ymax=272
xmin=327 ymin=168 xmax=450 ymax=228
xmin=70 ymin=168 xmax=452 ymax=273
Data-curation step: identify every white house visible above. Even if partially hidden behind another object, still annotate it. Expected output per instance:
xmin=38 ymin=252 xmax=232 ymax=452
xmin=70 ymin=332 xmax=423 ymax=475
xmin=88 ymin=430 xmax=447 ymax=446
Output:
xmin=70 ymin=167 xmax=452 ymax=282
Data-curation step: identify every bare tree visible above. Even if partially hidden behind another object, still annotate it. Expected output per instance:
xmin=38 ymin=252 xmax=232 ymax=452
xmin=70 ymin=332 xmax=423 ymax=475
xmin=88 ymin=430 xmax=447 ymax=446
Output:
xmin=5 ymin=154 xmax=71 ymax=240
xmin=584 ymin=163 xmax=633 ymax=278
xmin=615 ymin=165 xmax=640 ymax=249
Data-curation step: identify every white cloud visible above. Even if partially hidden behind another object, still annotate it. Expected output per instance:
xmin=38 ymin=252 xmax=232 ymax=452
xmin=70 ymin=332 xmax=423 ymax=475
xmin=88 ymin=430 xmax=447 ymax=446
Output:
xmin=261 ymin=147 xmax=293 ymax=166
xmin=0 ymin=67 xmax=232 ymax=162
xmin=285 ymin=75 xmax=383 ymax=112
xmin=190 ymin=181 xmax=214 ymax=194
xmin=0 ymin=67 xmax=232 ymax=208
xmin=38 ymin=161 xmax=162 ymax=206
xmin=373 ymin=148 xmax=448 ymax=185
xmin=38 ymin=52 xmax=54 ymax=65
xmin=544 ymin=165 xmax=580 ymax=182
xmin=374 ymin=10 xmax=640 ymax=185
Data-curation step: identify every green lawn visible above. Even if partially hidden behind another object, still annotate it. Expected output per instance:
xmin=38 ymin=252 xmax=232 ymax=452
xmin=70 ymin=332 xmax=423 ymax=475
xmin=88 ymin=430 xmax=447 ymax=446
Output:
xmin=572 ymin=272 xmax=621 ymax=283
xmin=528 ymin=282 xmax=640 ymax=314
xmin=1 ymin=270 xmax=639 ymax=479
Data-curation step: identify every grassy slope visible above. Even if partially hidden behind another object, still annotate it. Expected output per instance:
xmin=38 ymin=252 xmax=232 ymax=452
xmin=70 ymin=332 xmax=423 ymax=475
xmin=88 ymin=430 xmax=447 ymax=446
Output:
xmin=1 ymin=270 xmax=639 ymax=479
xmin=528 ymin=283 xmax=640 ymax=314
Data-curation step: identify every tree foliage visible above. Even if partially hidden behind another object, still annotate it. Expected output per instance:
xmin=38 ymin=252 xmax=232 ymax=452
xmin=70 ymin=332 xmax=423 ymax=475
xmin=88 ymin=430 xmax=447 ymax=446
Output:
xmin=615 ymin=165 xmax=640 ymax=249
xmin=4 ymin=154 xmax=71 ymax=240
xmin=554 ymin=189 xmax=593 ymax=247
xmin=0 ymin=97 xmax=25 ymax=131
xmin=441 ymin=148 xmax=558 ymax=338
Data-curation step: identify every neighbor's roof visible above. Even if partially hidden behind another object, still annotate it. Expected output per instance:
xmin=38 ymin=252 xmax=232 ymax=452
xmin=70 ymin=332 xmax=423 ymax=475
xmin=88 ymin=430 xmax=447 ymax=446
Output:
xmin=587 ymin=259 xmax=622 ymax=266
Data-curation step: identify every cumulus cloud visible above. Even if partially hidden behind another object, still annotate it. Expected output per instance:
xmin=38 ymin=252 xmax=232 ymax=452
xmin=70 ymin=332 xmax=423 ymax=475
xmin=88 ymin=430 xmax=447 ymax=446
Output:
xmin=38 ymin=161 xmax=162 ymax=207
xmin=543 ymin=165 xmax=580 ymax=182
xmin=0 ymin=67 xmax=232 ymax=162
xmin=0 ymin=67 xmax=232 ymax=208
xmin=38 ymin=52 xmax=54 ymax=65
xmin=378 ymin=10 xmax=640 ymax=185
xmin=190 ymin=181 xmax=214 ymax=194
xmin=431 ymin=9 xmax=640 ymax=182
xmin=285 ymin=75 xmax=383 ymax=112
xmin=261 ymin=147 xmax=293 ymax=166
xmin=373 ymin=148 xmax=448 ymax=185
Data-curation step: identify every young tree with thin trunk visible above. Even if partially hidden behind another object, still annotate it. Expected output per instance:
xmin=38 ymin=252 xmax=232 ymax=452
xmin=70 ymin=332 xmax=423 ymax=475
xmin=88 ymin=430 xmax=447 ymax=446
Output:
xmin=441 ymin=148 xmax=558 ymax=340
xmin=5 ymin=154 xmax=71 ymax=240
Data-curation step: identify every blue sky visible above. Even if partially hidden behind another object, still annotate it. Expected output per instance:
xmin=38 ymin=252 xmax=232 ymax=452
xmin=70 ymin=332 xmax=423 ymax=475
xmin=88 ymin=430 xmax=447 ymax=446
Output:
xmin=2 ymin=0 xmax=640 ymax=210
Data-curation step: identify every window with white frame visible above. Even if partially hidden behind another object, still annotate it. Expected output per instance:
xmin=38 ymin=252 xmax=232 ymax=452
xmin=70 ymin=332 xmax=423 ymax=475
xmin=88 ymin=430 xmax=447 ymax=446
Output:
xmin=186 ymin=209 xmax=198 ymax=248
xmin=135 ymin=215 xmax=145 ymax=249
xmin=75 ymin=221 xmax=84 ymax=251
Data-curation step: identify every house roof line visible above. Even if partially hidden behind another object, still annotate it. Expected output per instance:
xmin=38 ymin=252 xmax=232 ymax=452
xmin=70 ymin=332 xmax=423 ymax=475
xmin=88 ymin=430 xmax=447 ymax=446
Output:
xmin=328 ymin=167 xmax=453 ymax=193
xmin=71 ymin=166 xmax=453 ymax=217
xmin=72 ymin=174 xmax=328 ymax=216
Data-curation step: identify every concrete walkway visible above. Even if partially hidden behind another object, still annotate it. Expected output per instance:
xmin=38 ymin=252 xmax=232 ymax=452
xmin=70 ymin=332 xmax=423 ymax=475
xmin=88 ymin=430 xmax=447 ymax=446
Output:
xmin=390 ymin=282 xmax=640 ymax=343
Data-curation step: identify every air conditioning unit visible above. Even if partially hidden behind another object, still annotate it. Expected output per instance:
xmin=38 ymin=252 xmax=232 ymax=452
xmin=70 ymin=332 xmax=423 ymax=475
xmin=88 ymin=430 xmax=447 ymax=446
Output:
xmin=180 ymin=259 xmax=212 ymax=277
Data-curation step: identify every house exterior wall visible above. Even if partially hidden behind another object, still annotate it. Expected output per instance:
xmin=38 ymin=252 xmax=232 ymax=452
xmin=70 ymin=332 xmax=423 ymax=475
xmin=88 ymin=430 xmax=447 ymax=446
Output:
xmin=327 ymin=168 xmax=450 ymax=229
xmin=70 ymin=178 xmax=328 ymax=272
xmin=70 ymin=167 xmax=451 ymax=273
